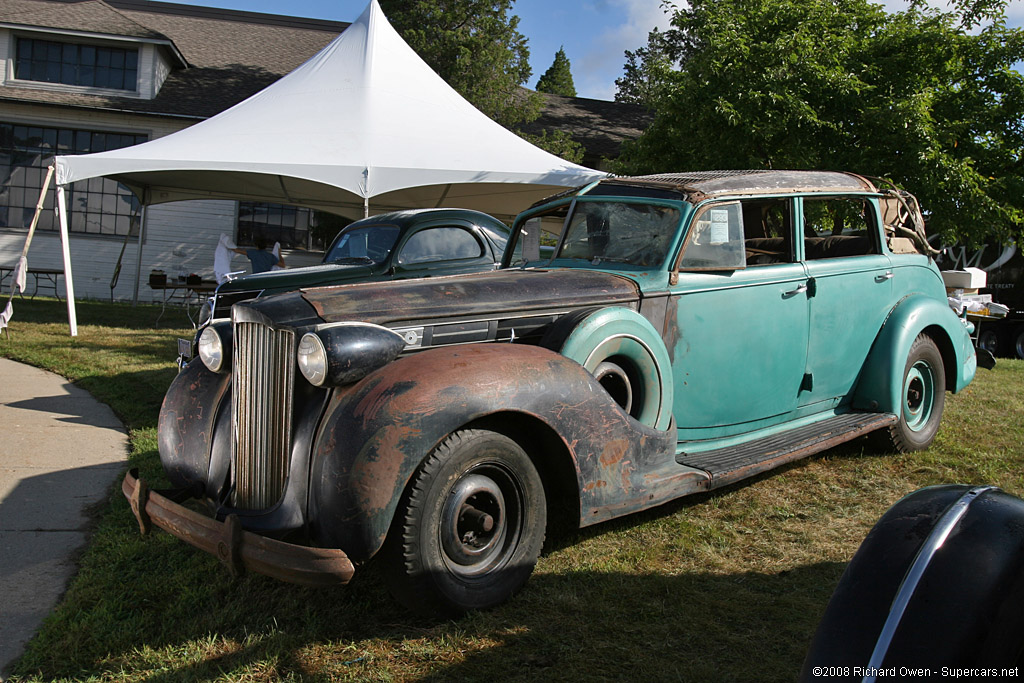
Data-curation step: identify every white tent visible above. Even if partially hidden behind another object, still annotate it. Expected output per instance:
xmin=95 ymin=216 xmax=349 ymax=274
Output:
xmin=46 ymin=0 xmax=605 ymax=335
xmin=53 ymin=0 xmax=605 ymax=218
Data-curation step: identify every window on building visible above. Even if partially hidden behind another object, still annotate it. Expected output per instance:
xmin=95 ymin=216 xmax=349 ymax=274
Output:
xmin=15 ymin=37 xmax=139 ymax=91
xmin=237 ymin=202 xmax=339 ymax=252
xmin=0 ymin=122 xmax=146 ymax=236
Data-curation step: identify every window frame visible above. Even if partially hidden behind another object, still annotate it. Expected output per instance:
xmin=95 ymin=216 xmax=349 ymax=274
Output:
xmin=799 ymin=194 xmax=884 ymax=262
xmin=674 ymin=200 xmax=748 ymax=273
xmin=12 ymin=34 xmax=140 ymax=94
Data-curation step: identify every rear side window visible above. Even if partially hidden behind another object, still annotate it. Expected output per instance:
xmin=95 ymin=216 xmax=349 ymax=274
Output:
xmin=803 ymin=197 xmax=881 ymax=260
xmin=398 ymin=227 xmax=483 ymax=264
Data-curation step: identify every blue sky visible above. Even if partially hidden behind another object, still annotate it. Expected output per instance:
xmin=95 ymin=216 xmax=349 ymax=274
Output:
xmin=167 ymin=0 xmax=1023 ymax=101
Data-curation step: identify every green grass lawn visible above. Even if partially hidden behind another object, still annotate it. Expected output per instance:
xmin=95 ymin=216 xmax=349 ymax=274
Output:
xmin=3 ymin=297 xmax=1023 ymax=682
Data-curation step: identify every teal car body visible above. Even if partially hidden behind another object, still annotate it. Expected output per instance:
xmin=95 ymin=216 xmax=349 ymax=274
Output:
xmin=137 ymin=170 xmax=975 ymax=615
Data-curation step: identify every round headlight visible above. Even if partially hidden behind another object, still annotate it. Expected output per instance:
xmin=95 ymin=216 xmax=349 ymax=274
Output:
xmin=297 ymin=332 xmax=328 ymax=386
xmin=198 ymin=325 xmax=226 ymax=372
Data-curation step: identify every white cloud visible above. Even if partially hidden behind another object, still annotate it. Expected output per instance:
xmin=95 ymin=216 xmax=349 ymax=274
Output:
xmin=577 ymin=0 xmax=675 ymax=100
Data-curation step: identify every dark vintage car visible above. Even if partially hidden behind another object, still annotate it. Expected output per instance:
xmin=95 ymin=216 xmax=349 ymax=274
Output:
xmin=128 ymin=171 xmax=977 ymax=615
xmin=203 ymin=208 xmax=510 ymax=321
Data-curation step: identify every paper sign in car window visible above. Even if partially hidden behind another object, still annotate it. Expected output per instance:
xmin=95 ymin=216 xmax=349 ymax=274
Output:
xmin=710 ymin=209 xmax=731 ymax=245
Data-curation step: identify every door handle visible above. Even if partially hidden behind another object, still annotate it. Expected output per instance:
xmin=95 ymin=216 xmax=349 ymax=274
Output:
xmin=876 ymin=271 xmax=895 ymax=282
xmin=783 ymin=283 xmax=808 ymax=298
xmin=784 ymin=277 xmax=816 ymax=298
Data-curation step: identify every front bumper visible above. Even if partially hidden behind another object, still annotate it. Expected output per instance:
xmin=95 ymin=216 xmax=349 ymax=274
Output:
xmin=123 ymin=469 xmax=354 ymax=587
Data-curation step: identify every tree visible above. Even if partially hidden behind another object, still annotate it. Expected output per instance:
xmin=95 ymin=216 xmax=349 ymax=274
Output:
xmin=536 ymin=47 xmax=577 ymax=97
xmin=614 ymin=0 xmax=1024 ymax=246
xmin=379 ymin=0 xmax=537 ymax=129
xmin=614 ymin=28 xmax=675 ymax=107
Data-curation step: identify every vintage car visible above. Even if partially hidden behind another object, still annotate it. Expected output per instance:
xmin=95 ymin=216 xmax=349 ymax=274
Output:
xmin=127 ymin=170 xmax=977 ymax=615
xmin=202 ymin=208 xmax=510 ymax=322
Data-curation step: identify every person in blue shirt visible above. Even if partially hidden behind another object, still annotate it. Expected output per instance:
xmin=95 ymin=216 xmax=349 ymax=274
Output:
xmin=232 ymin=239 xmax=285 ymax=273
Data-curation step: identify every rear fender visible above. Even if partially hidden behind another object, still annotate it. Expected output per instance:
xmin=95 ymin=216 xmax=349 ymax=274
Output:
xmin=308 ymin=344 xmax=677 ymax=562
xmin=853 ymin=294 xmax=976 ymax=414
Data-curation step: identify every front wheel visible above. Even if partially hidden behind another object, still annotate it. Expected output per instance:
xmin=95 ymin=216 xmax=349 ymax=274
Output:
xmin=876 ymin=334 xmax=945 ymax=453
xmin=384 ymin=429 xmax=546 ymax=616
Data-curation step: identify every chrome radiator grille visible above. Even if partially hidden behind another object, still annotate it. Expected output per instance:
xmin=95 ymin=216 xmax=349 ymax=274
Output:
xmin=231 ymin=321 xmax=295 ymax=509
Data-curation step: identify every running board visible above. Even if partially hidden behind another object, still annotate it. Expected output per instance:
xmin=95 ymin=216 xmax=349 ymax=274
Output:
xmin=677 ymin=412 xmax=898 ymax=490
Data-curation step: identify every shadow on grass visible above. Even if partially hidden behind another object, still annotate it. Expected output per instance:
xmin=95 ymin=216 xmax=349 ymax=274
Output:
xmin=8 ymin=454 xmax=856 ymax=682
xmin=15 ymin=543 xmax=841 ymax=682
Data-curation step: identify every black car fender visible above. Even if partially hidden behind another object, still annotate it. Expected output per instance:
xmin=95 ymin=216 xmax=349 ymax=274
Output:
xmin=306 ymin=343 xmax=678 ymax=562
xmin=801 ymin=485 xmax=1024 ymax=680
xmin=158 ymin=359 xmax=231 ymax=491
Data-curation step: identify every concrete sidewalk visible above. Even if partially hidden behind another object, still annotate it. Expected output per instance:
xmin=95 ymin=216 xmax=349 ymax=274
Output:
xmin=0 ymin=358 xmax=128 ymax=681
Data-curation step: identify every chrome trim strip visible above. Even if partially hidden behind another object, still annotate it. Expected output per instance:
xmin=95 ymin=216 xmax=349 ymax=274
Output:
xmin=862 ymin=485 xmax=997 ymax=683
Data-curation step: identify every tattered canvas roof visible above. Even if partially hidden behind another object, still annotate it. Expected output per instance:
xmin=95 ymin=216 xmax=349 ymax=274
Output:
xmin=53 ymin=0 xmax=605 ymax=219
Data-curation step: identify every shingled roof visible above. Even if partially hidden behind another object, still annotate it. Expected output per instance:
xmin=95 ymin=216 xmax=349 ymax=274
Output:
xmin=1 ymin=0 xmax=647 ymax=158
xmin=0 ymin=0 xmax=346 ymax=118
xmin=526 ymin=92 xmax=651 ymax=167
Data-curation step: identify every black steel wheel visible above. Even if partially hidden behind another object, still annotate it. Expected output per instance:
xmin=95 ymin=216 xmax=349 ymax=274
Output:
xmin=874 ymin=334 xmax=945 ymax=453
xmin=1015 ymin=326 xmax=1024 ymax=360
xmin=384 ymin=429 xmax=546 ymax=616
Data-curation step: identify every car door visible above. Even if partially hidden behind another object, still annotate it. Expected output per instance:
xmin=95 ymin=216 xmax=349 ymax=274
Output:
xmin=668 ymin=198 xmax=811 ymax=437
xmin=391 ymin=221 xmax=499 ymax=278
xmin=798 ymin=195 xmax=893 ymax=409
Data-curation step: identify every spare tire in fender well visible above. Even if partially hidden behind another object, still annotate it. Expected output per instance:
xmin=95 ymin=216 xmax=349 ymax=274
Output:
xmin=543 ymin=306 xmax=674 ymax=431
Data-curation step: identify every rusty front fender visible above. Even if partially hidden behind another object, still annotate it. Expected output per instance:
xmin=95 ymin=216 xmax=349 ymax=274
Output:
xmin=308 ymin=344 xmax=678 ymax=562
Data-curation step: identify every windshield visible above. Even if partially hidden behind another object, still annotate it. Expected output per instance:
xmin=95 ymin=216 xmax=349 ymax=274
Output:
xmin=323 ymin=225 xmax=401 ymax=265
xmin=508 ymin=200 xmax=681 ymax=268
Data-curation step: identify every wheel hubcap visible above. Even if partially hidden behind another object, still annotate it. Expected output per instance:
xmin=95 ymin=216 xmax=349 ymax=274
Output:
xmin=440 ymin=469 xmax=521 ymax=576
xmin=904 ymin=360 xmax=935 ymax=432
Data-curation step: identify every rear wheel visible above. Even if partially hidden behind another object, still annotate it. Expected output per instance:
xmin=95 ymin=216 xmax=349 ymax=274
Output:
xmin=978 ymin=328 xmax=1000 ymax=356
xmin=1015 ymin=326 xmax=1024 ymax=360
xmin=384 ymin=429 xmax=546 ymax=616
xmin=876 ymin=334 xmax=945 ymax=453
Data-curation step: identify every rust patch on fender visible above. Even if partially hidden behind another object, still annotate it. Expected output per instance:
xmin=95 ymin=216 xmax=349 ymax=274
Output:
xmin=599 ymin=439 xmax=629 ymax=466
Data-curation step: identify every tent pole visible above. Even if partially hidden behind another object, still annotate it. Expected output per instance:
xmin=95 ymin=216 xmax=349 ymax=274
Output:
xmin=2 ymin=165 xmax=54 ymax=339
xmin=363 ymin=197 xmax=369 ymax=219
xmin=56 ymin=184 xmax=78 ymax=337
xmin=132 ymin=205 xmax=147 ymax=306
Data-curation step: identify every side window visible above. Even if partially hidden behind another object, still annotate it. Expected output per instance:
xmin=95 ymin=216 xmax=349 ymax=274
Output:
xmin=802 ymin=197 xmax=880 ymax=260
xmin=397 ymin=227 xmax=483 ymax=265
xmin=742 ymin=198 xmax=795 ymax=266
xmin=507 ymin=205 xmax=568 ymax=266
xmin=678 ymin=201 xmax=746 ymax=270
